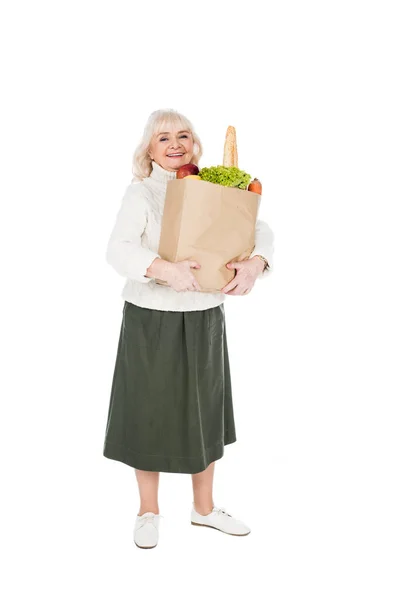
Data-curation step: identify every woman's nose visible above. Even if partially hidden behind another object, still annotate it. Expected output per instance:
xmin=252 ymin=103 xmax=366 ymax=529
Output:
xmin=169 ymin=138 xmax=182 ymax=148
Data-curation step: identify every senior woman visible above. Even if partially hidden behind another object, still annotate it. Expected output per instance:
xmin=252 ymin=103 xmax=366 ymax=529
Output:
xmin=103 ymin=108 xmax=274 ymax=549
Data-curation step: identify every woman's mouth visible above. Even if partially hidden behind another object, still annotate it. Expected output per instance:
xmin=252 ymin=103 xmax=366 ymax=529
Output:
xmin=167 ymin=153 xmax=184 ymax=158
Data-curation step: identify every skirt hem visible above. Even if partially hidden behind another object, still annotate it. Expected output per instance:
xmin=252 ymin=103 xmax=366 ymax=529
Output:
xmin=103 ymin=436 xmax=237 ymax=474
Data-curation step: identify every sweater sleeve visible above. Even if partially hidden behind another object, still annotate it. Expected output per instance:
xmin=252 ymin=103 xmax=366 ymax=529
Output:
xmin=249 ymin=218 xmax=275 ymax=280
xmin=106 ymin=183 xmax=161 ymax=284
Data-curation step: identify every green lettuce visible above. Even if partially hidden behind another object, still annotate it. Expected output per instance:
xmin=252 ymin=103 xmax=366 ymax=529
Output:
xmin=198 ymin=165 xmax=252 ymax=190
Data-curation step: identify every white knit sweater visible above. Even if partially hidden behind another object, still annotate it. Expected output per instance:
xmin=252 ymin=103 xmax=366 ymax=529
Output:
xmin=106 ymin=160 xmax=275 ymax=312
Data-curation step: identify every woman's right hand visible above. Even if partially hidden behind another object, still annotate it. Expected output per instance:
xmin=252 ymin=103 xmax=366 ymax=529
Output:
xmin=164 ymin=260 xmax=201 ymax=292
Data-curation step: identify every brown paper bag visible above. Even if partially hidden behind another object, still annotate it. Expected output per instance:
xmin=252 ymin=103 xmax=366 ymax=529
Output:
xmin=155 ymin=178 xmax=261 ymax=293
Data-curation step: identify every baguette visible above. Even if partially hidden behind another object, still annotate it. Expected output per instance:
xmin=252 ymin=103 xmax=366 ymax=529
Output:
xmin=223 ymin=125 xmax=238 ymax=168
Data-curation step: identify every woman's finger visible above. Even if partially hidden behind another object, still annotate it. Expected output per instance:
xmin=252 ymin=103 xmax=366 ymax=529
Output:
xmin=226 ymin=286 xmax=241 ymax=295
xmin=222 ymin=278 xmax=239 ymax=294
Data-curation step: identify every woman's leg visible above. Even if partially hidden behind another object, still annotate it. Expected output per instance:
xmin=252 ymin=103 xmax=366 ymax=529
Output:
xmin=191 ymin=461 xmax=215 ymax=515
xmin=135 ymin=469 xmax=160 ymax=515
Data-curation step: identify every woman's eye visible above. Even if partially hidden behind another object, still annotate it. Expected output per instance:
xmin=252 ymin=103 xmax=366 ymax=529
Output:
xmin=159 ymin=134 xmax=188 ymax=142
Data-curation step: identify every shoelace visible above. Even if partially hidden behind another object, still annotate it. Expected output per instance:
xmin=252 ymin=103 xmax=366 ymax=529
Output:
xmin=212 ymin=506 xmax=232 ymax=517
xmin=136 ymin=514 xmax=164 ymax=529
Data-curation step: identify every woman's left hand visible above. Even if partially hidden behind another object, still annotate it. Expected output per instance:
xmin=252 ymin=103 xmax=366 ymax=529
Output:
xmin=221 ymin=258 xmax=264 ymax=295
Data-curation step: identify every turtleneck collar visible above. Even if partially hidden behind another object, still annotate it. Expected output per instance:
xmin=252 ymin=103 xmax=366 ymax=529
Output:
xmin=149 ymin=160 xmax=177 ymax=183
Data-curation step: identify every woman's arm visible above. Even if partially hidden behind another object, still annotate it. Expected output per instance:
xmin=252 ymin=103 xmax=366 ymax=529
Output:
xmin=106 ymin=184 xmax=165 ymax=283
xmin=248 ymin=218 xmax=275 ymax=279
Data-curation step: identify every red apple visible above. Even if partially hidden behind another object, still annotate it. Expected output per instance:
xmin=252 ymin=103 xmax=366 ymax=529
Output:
xmin=176 ymin=163 xmax=200 ymax=179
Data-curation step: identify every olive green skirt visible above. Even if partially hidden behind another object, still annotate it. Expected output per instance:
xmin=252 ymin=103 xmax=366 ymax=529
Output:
xmin=103 ymin=301 xmax=236 ymax=474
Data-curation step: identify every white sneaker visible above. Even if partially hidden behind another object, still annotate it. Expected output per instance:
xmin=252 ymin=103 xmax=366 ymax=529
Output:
xmin=134 ymin=512 xmax=162 ymax=549
xmin=191 ymin=503 xmax=251 ymax=536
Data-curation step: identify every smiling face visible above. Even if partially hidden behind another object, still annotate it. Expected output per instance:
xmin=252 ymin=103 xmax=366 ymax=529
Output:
xmin=148 ymin=127 xmax=195 ymax=172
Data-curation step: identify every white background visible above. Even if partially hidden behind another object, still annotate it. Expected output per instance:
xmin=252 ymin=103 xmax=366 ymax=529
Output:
xmin=1 ymin=1 xmax=399 ymax=598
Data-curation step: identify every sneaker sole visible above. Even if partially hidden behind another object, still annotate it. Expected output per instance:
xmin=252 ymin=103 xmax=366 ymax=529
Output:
xmin=191 ymin=521 xmax=250 ymax=536
xmin=134 ymin=541 xmax=158 ymax=549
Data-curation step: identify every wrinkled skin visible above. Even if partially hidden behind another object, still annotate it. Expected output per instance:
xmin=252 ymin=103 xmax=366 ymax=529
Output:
xmin=221 ymin=258 xmax=264 ymax=295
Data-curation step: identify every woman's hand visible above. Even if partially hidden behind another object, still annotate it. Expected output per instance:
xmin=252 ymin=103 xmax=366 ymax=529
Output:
xmin=221 ymin=257 xmax=264 ymax=295
xmin=164 ymin=259 xmax=202 ymax=292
